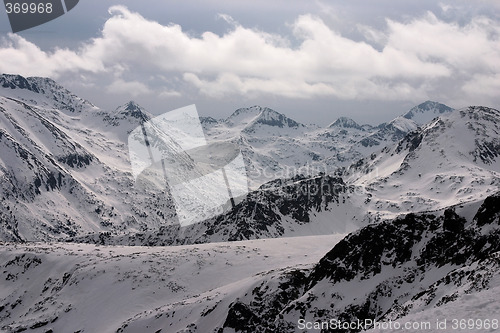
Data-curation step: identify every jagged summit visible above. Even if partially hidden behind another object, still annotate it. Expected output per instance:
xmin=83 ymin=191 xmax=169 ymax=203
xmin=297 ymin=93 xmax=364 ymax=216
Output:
xmin=1 ymin=74 xmax=70 ymax=93
xmin=403 ymin=100 xmax=454 ymax=125
xmin=199 ymin=116 xmax=219 ymax=124
xmin=328 ymin=116 xmax=364 ymax=130
xmin=114 ymin=101 xmax=151 ymax=122
xmin=228 ymin=105 xmax=262 ymax=118
xmin=353 ymin=105 xmax=500 ymax=178
xmin=103 ymin=101 xmax=152 ymax=134
xmin=253 ymin=107 xmax=302 ymax=128
xmin=1 ymin=73 xmax=41 ymax=92
xmin=458 ymin=105 xmax=500 ymax=120
xmin=225 ymin=105 xmax=266 ymax=127
xmin=225 ymin=106 xmax=302 ymax=129
xmin=0 ymin=73 xmax=95 ymax=112
xmin=352 ymin=102 xmax=452 ymax=151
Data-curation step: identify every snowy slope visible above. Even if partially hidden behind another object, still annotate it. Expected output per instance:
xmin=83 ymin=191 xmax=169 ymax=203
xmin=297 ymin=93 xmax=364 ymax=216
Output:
xmin=343 ymin=101 xmax=454 ymax=162
xmin=113 ymin=192 xmax=499 ymax=333
xmin=4 ymin=192 xmax=495 ymax=332
xmin=67 ymin=175 xmax=366 ymax=246
xmin=345 ymin=106 xmax=500 ymax=220
xmin=0 ymin=74 xmax=95 ymax=114
xmin=0 ymin=75 xmax=178 ymax=241
xmin=0 ymin=234 xmax=344 ymax=333
xmin=366 ymin=282 xmax=500 ymax=333
xmin=274 ymin=193 xmax=500 ymax=333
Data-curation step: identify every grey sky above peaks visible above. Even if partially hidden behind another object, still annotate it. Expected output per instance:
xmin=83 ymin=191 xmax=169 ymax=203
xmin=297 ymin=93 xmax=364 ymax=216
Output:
xmin=1 ymin=0 xmax=499 ymax=125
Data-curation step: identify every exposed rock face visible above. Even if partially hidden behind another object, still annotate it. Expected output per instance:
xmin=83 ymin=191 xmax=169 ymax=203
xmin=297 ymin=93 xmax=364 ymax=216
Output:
xmin=216 ymin=193 xmax=500 ymax=332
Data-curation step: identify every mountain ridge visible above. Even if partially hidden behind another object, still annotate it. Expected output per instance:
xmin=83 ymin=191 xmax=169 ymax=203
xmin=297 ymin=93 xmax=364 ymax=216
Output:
xmin=1 ymin=74 xmax=500 ymax=333
xmin=0 ymin=74 xmax=95 ymax=113
xmin=345 ymin=105 xmax=500 ymax=221
xmin=1 ymin=73 xmax=496 ymax=244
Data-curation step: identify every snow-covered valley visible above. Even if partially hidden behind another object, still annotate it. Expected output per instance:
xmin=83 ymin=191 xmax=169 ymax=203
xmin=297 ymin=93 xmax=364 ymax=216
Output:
xmin=0 ymin=235 xmax=344 ymax=332
xmin=1 ymin=192 xmax=499 ymax=332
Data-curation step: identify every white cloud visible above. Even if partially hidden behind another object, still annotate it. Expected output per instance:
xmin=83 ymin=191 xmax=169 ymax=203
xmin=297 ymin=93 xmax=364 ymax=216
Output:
xmin=0 ymin=5 xmax=499 ymax=104
xmin=0 ymin=34 xmax=104 ymax=77
xmin=106 ymin=79 xmax=151 ymax=96
xmin=385 ymin=12 xmax=500 ymax=72
xmin=183 ymin=72 xmax=337 ymax=99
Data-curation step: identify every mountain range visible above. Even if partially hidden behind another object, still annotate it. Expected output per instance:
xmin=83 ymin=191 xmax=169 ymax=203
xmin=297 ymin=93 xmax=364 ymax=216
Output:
xmin=1 ymin=73 xmax=477 ymax=243
xmin=1 ymin=73 xmax=499 ymax=333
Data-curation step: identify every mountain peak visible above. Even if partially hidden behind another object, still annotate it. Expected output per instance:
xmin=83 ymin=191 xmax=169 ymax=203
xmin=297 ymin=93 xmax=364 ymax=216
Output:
xmin=1 ymin=73 xmax=40 ymax=92
xmin=199 ymin=116 xmax=219 ymax=125
xmin=388 ymin=116 xmax=418 ymax=133
xmin=124 ymin=100 xmax=141 ymax=111
xmin=403 ymin=100 xmax=454 ymax=125
xmin=1 ymin=74 xmax=71 ymax=97
xmin=112 ymin=101 xmax=151 ymax=123
xmin=225 ymin=106 xmax=302 ymax=129
xmin=1 ymin=73 xmax=94 ymax=112
xmin=253 ymin=107 xmax=302 ymax=128
xmin=229 ymin=105 xmax=264 ymax=116
xmin=329 ymin=117 xmax=364 ymax=130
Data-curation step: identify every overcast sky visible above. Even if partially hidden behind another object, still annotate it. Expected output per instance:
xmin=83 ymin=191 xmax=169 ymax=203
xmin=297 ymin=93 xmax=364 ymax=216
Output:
xmin=1 ymin=0 xmax=499 ymax=125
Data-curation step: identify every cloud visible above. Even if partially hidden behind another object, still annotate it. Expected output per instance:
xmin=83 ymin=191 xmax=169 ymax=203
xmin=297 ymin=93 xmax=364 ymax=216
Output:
xmin=106 ymin=79 xmax=151 ymax=96
xmin=385 ymin=13 xmax=500 ymax=73
xmin=0 ymin=34 xmax=104 ymax=77
xmin=0 ymin=5 xmax=499 ymax=104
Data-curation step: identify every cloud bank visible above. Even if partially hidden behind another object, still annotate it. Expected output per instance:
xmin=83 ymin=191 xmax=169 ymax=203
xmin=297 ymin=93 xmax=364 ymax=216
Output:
xmin=0 ymin=5 xmax=499 ymax=105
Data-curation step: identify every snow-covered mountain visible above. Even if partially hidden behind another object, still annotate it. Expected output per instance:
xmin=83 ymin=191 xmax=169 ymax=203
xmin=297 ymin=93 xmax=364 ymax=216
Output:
xmin=346 ymin=106 xmax=500 ymax=220
xmin=329 ymin=116 xmax=366 ymax=131
xmin=1 ymin=192 xmax=498 ymax=332
xmin=344 ymin=101 xmax=454 ymax=162
xmin=67 ymin=174 xmax=365 ymax=246
xmin=203 ymin=106 xmax=324 ymax=188
xmin=403 ymin=100 xmax=454 ymax=125
xmin=0 ymin=75 xmax=177 ymax=241
xmin=226 ymin=105 xmax=304 ymax=132
xmin=1 ymin=73 xmax=500 ymax=332
xmin=0 ymin=74 xmax=95 ymax=114
xmin=1 ymin=73 xmax=497 ymax=244
xmin=63 ymin=105 xmax=500 ymax=247
xmin=103 ymin=101 xmax=152 ymax=134
xmin=203 ymin=102 xmax=449 ymax=189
